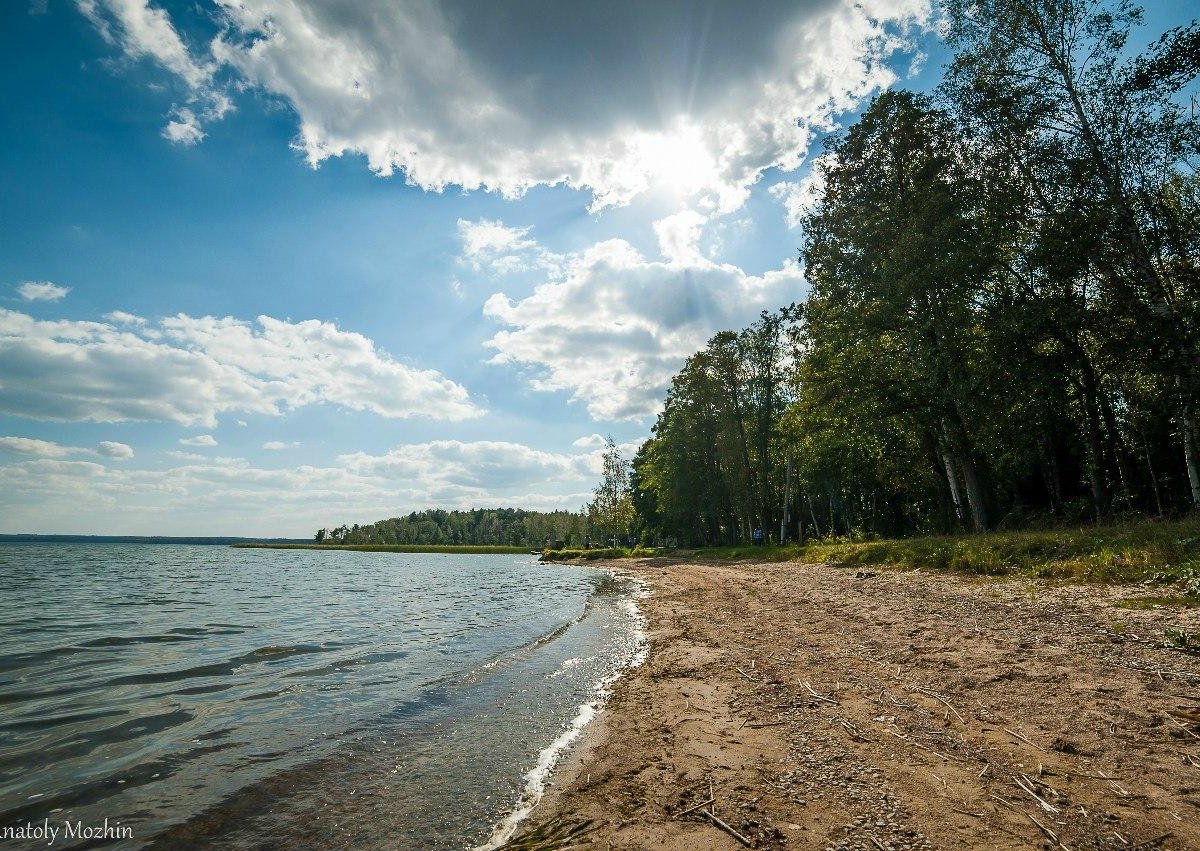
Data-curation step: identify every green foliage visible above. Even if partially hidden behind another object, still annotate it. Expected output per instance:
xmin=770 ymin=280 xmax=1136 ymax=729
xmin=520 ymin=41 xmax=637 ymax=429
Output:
xmin=541 ymin=547 xmax=626 ymax=560
xmin=314 ymin=508 xmax=586 ymax=549
xmin=1163 ymin=628 xmax=1198 ymax=650
xmin=634 ymin=310 xmax=797 ymax=546
xmin=586 ymin=438 xmax=635 ymax=542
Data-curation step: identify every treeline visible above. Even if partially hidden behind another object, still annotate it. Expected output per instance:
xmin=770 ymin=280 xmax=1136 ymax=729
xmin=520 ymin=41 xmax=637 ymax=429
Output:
xmin=627 ymin=0 xmax=1200 ymax=545
xmin=315 ymin=508 xmax=587 ymax=547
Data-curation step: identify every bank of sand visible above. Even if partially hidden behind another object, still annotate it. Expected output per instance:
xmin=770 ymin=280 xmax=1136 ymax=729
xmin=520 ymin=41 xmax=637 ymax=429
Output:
xmin=511 ymin=559 xmax=1200 ymax=850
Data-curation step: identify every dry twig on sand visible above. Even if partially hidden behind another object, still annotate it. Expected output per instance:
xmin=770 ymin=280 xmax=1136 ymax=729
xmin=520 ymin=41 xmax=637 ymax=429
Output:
xmin=1003 ymin=727 xmax=1045 ymax=752
xmin=701 ymin=809 xmax=753 ymax=847
xmin=800 ymin=680 xmax=839 ymax=704
xmin=1015 ymin=774 xmax=1060 ymax=814
xmin=674 ymin=797 xmax=716 ymax=818
xmin=912 ymin=685 xmax=967 ymax=724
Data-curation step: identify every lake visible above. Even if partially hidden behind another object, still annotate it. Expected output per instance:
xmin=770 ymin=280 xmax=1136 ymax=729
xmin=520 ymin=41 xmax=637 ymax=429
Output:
xmin=0 ymin=545 xmax=643 ymax=849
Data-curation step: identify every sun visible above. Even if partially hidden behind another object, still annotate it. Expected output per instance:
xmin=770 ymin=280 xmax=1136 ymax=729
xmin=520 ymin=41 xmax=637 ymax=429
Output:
xmin=636 ymin=121 xmax=719 ymax=198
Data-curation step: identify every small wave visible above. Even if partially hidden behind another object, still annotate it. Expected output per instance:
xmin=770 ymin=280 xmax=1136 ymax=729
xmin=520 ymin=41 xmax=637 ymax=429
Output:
xmin=459 ymin=608 xmax=591 ymax=687
xmin=476 ymin=574 xmax=648 ymax=850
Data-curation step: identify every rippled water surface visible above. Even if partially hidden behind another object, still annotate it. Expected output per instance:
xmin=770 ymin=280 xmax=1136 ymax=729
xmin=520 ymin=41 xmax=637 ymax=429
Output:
xmin=0 ymin=545 xmax=642 ymax=849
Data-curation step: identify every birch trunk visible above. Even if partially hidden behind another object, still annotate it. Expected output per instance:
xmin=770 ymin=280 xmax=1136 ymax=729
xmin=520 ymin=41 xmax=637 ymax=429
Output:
xmin=942 ymin=453 xmax=965 ymax=523
xmin=1184 ymin=405 xmax=1200 ymax=507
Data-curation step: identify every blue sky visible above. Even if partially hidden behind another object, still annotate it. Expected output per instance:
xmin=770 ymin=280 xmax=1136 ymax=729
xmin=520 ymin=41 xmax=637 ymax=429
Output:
xmin=0 ymin=0 xmax=1191 ymax=535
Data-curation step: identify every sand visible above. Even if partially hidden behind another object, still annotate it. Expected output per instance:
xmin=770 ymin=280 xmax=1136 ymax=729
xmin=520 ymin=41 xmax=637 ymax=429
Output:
xmin=511 ymin=558 xmax=1200 ymax=850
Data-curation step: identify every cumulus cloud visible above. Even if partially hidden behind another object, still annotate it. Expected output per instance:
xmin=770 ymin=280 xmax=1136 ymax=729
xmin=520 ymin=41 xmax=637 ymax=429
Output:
xmin=0 ymin=436 xmax=134 ymax=460
xmin=103 ymin=310 xmax=147 ymax=326
xmin=653 ymin=209 xmax=708 ymax=265
xmin=79 ymin=0 xmax=930 ymax=212
xmin=0 ymin=439 xmax=609 ymax=536
xmin=457 ymin=218 xmax=559 ymax=275
xmin=484 ymin=226 xmax=805 ymax=420
xmin=0 ymin=309 xmax=482 ymax=426
xmin=161 ymin=106 xmax=205 ymax=144
xmin=96 ymin=440 xmax=135 ymax=459
xmin=262 ymin=440 xmax=300 ymax=450
xmin=337 ymin=440 xmax=599 ymax=497
xmin=17 ymin=281 xmax=70 ymax=302
xmin=180 ymin=434 xmax=217 ymax=447
xmin=769 ymin=168 xmax=828 ymax=229
xmin=0 ymin=437 xmax=77 ymax=458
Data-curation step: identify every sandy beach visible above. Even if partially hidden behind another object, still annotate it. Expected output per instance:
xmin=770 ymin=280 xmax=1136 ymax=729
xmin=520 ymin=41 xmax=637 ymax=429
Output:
xmin=513 ymin=559 xmax=1200 ymax=850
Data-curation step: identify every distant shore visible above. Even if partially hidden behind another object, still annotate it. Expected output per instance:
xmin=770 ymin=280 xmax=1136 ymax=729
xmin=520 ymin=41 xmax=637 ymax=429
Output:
xmin=510 ymin=557 xmax=1200 ymax=850
xmin=231 ymin=542 xmax=532 ymax=554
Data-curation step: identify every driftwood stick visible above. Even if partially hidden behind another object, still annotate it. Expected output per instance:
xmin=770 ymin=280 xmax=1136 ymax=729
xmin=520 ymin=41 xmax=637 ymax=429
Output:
xmin=735 ymin=666 xmax=757 ymax=681
xmin=1003 ymin=727 xmax=1045 ymax=752
xmin=675 ymin=796 xmax=716 ymax=818
xmin=1129 ymin=832 xmax=1173 ymax=849
xmin=1026 ymin=811 xmax=1069 ymax=850
xmin=913 ymin=686 xmax=966 ymax=724
xmin=889 ymin=729 xmax=953 ymax=761
xmin=1015 ymin=775 xmax=1060 ymax=814
xmin=801 ymin=680 xmax=839 ymax=704
xmin=1165 ymin=714 xmax=1200 ymax=741
xmin=701 ymin=809 xmax=753 ymax=847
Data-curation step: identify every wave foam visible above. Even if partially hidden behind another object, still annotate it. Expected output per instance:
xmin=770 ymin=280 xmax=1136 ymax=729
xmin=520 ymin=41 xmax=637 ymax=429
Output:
xmin=475 ymin=573 xmax=648 ymax=850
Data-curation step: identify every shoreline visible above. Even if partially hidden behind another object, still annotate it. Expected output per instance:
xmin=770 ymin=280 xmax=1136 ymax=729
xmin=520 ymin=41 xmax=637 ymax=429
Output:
xmin=477 ymin=567 xmax=648 ymax=850
xmin=508 ymin=558 xmax=1200 ymax=849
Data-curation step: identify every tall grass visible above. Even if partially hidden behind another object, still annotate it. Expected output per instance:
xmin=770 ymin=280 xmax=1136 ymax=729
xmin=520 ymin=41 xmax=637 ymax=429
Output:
xmin=673 ymin=518 xmax=1200 ymax=585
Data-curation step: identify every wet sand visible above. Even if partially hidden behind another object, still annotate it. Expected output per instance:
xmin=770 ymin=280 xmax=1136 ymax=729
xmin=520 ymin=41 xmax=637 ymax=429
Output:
xmin=513 ymin=558 xmax=1200 ymax=850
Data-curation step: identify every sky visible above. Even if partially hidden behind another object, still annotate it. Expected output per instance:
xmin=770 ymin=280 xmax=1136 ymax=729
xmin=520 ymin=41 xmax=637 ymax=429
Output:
xmin=0 ymin=0 xmax=1191 ymax=536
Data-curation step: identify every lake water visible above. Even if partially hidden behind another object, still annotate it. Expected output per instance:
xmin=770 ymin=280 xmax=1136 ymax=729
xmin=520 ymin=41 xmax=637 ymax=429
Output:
xmin=0 ymin=545 xmax=644 ymax=849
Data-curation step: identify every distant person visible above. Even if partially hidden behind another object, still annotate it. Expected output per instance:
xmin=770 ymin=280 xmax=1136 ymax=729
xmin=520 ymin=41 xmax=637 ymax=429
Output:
xmin=583 ymin=536 xmax=592 ymax=549
xmin=752 ymin=526 xmax=765 ymax=546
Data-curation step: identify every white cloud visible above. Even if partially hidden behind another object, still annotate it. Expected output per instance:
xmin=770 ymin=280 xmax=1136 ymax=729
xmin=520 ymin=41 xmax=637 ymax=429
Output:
xmin=76 ymin=0 xmax=231 ymax=140
xmin=484 ymin=229 xmax=805 ymax=420
xmin=262 ymin=440 xmax=300 ymax=450
xmin=337 ymin=440 xmax=598 ymax=494
xmin=0 ymin=309 xmax=482 ymax=426
xmin=0 ymin=436 xmax=133 ymax=460
xmin=653 ymin=209 xmax=707 ymax=265
xmin=769 ymin=168 xmax=827 ymax=229
xmin=571 ymin=434 xmax=608 ymax=450
xmin=456 ymin=218 xmax=559 ymax=275
xmin=180 ymin=434 xmax=217 ymax=447
xmin=17 ymin=282 xmax=70 ymax=302
xmin=234 ymin=419 xmax=248 ymax=427
xmin=96 ymin=440 xmax=135 ymax=459
xmin=162 ymin=107 xmax=205 ymax=144
xmin=0 ymin=439 xmax=611 ymax=536
xmin=103 ymin=310 xmax=148 ymax=326
xmin=0 ymin=437 xmax=76 ymax=458
xmin=80 ymin=0 xmax=930 ymax=213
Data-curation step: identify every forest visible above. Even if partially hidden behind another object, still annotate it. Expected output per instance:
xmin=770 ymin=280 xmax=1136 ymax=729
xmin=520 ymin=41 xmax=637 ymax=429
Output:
xmin=315 ymin=508 xmax=586 ymax=548
xmin=622 ymin=0 xmax=1200 ymax=546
